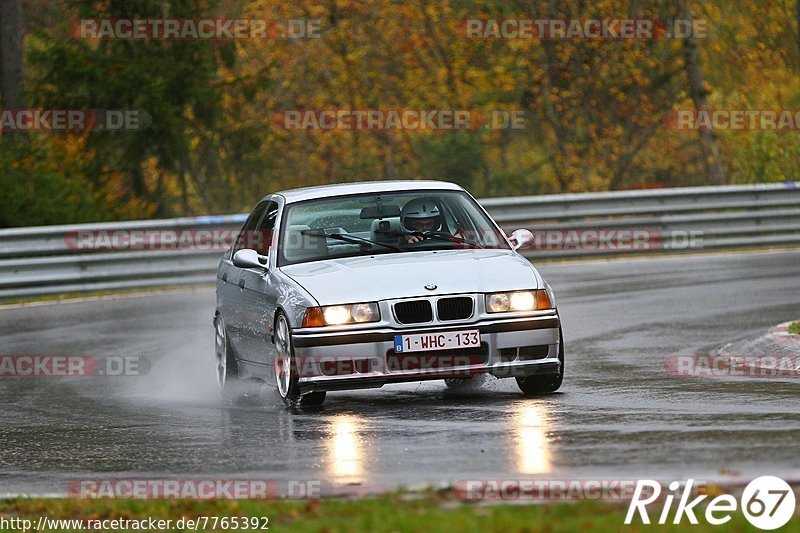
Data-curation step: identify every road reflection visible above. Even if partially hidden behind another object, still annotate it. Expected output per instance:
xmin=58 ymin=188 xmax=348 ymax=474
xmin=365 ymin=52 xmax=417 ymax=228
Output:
xmin=326 ymin=414 xmax=365 ymax=483
xmin=514 ymin=402 xmax=552 ymax=474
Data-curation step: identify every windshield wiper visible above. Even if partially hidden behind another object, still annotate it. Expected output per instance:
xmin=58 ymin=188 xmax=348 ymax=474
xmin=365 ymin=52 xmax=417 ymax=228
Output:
xmin=300 ymin=230 xmax=402 ymax=251
xmin=376 ymin=229 xmax=485 ymax=249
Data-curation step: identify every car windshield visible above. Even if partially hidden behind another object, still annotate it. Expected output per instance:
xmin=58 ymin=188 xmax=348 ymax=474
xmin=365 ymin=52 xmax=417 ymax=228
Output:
xmin=278 ymin=189 xmax=509 ymax=266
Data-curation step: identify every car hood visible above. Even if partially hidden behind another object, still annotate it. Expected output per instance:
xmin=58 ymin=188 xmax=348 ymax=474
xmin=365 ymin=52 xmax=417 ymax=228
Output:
xmin=280 ymin=249 xmax=540 ymax=305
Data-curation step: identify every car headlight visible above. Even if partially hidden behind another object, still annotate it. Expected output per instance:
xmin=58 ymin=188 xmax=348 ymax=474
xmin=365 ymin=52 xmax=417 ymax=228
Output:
xmin=302 ymin=302 xmax=380 ymax=327
xmin=485 ymin=290 xmax=552 ymax=313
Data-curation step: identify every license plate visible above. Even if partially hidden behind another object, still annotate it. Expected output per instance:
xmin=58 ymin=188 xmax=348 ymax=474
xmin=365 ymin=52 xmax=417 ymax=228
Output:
xmin=394 ymin=329 xmax=480 ymax=353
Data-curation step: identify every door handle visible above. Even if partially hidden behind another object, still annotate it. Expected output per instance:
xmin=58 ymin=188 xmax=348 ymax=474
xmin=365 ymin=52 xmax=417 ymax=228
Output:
xmin=222 ymin=273 xmax=228 ymax=283
xmin=239 ymin=279 xmax=245 ymax=290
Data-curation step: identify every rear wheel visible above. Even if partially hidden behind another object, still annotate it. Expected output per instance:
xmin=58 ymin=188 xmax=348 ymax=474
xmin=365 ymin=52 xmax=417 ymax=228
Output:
xmin=516 ymin=328 xmax=564 ymax=395
xmin=274 ymin=313 xmax=326 ymax=407
xmin=214 ymin=314 xmax=238 ymax=395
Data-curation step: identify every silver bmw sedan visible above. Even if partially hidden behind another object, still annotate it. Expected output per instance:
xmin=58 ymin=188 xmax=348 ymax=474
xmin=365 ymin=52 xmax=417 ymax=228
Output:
xmin=214 ymin=180 xmax=564 ymax=407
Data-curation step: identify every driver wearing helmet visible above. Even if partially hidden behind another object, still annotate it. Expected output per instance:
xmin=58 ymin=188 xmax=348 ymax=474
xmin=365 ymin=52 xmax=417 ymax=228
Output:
xmin=400 ymin=198 xmax=442 ymax=244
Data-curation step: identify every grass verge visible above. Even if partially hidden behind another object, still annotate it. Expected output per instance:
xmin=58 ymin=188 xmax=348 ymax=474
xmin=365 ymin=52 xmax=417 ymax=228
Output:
xmin=1 ymin=493 xmax=796 ymax=532
xmin=0 ymin=285 xmax=211 ymax=307
xmin=789 ymin=321 xmax=800 ymax=335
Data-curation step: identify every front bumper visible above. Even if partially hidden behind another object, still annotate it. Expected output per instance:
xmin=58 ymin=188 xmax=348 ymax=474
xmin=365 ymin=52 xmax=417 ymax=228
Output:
xmin=291 ymin=313 xmax=561 ymax=393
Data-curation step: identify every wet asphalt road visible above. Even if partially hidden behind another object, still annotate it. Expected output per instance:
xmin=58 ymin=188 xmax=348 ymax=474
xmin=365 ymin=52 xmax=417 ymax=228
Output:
xmin=1 ymin=250 xmax=799 ymax=496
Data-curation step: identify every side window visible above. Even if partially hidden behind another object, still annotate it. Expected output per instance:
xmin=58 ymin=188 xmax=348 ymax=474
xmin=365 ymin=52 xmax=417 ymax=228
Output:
xmin=232 ymin=201 xmax=268 ymax=255
xmin=254 ymin=202 xmax=279 ymax=256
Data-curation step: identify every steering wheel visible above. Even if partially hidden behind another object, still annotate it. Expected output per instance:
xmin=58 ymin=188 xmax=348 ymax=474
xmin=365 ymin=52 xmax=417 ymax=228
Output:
xmin=403 ymin=232 xmax=454 ymax=248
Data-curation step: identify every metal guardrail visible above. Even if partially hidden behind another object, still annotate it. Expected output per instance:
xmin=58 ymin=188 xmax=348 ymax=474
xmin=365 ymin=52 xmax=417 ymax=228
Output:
xmin=1 ymin=182 xmax=798 ymax=299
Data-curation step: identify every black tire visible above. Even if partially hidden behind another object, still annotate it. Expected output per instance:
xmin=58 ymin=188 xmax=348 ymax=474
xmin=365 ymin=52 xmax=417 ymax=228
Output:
xmin=274 ymin=312 xmax=327 ymax=408
xmin=274 ymin=312 xmax=300 ymax=406
xmin=214 ymin=314 xmax=239 ymax=396
xmin=516 ymin=327 xmax=564 ymax=395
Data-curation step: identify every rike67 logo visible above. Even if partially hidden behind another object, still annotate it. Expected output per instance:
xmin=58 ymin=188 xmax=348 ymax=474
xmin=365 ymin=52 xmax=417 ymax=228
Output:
xmin=625 ymin=476 xmax=796 ymax=530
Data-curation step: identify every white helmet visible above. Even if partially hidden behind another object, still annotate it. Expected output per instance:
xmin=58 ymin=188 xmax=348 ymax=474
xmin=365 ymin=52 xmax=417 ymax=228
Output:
xmin=401 ymin=198 xmax=441 ymax=231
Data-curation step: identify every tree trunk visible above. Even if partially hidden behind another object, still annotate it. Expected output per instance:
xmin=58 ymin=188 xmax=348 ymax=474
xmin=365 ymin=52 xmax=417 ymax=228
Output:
xmin=678 ymin=0 xmax=726 ymax=185
xmin=0 ymin=0 xmax=25 ymax=111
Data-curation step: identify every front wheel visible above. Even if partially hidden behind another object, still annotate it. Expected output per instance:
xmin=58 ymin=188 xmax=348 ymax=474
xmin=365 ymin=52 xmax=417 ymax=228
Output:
xmin=516 ymin=328 xmax=564 ymax=395
xmin=274 ymin=313 xmax=326 ymax=407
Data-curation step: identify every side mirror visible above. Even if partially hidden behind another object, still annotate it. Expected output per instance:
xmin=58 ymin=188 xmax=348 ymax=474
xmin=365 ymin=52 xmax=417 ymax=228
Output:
xmin=232 ymin=248 xmax=268 ymax=270
xmin=509 ymin=229 xmax=534 ymax=251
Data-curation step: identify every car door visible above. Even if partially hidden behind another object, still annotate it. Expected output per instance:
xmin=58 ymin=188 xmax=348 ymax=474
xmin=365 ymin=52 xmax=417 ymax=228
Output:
xmin=220 ymin=200 xmax=269 ymax=358
xmin=234 ymin=200 xmax=281 ymax=373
